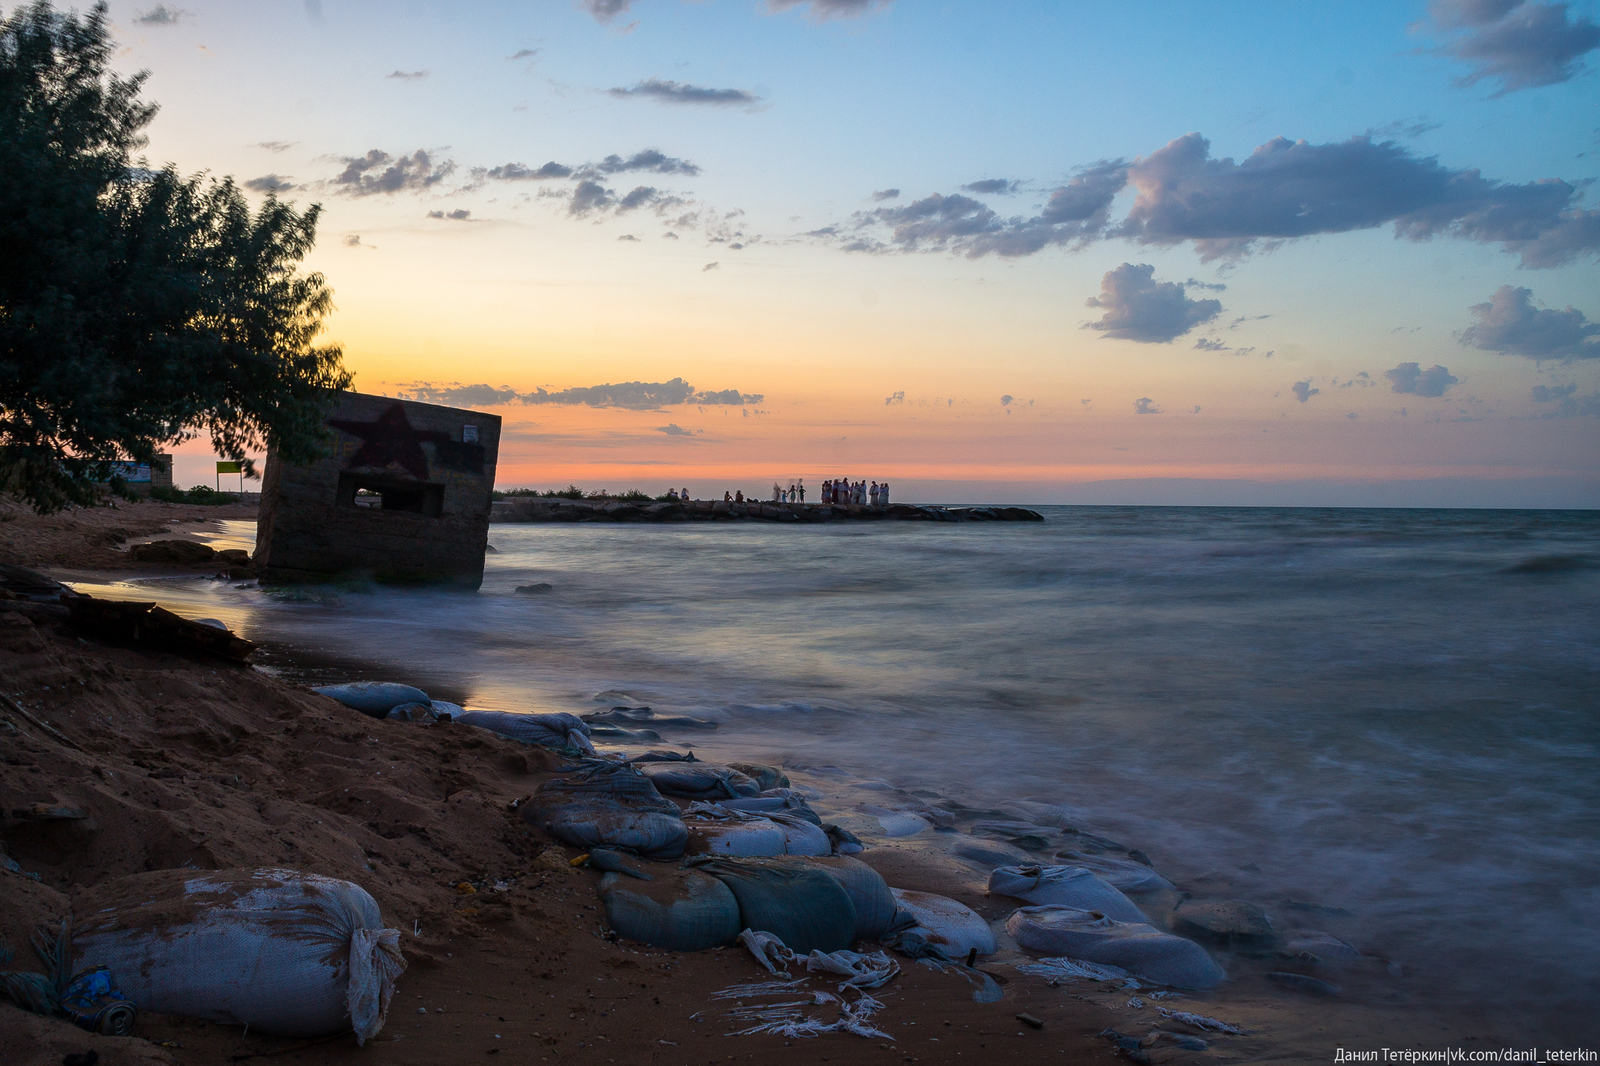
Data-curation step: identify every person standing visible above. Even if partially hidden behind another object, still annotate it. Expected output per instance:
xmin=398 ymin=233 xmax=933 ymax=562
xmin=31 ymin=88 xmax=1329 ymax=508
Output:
xmin=798 ymin=481 xmax=805 ymax=503
xmin=683 ymin=486 xmax=690 ymax=501
xmin=881 ymin=481 xmax=890 ymax=505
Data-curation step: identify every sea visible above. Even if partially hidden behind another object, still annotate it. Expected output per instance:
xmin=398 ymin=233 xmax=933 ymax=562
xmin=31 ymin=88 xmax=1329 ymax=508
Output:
xmin=77 ymin=505 xmax=1600 ymax=1039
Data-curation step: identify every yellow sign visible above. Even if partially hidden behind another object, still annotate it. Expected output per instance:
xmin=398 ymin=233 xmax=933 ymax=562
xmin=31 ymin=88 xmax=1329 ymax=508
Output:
xmin=216 ymin=461 xmax=243 ymax=474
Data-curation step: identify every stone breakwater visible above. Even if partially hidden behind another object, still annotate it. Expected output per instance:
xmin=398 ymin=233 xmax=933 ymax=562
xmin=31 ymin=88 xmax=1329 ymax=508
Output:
xmin=491 ymin=498 xmax=1044 ymax=523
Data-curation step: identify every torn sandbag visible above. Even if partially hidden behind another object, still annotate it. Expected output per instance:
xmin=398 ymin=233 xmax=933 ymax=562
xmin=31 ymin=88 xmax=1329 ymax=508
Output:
xmin=583 ymin=707 xmax=718 ymax=730
xmin=729 ymin=763 xmax=790 ymax=790
xmin=687 ymin=857 xmax=857 ymax=954
xmin=313 ymin=681 xmax=429 ymax=718
xmin=1004 ymin=906 xmax=1226 ymax=990
xmin=802 ymin=857 xmax=899 ymax=942
xmin=824 ymin=825 xmax=864 ymax=854
xmin=525 ymin=762 xmax=687 ymax=860
xmin=457 ymin=710 xmax=596 ymax=755
xmin=385 ymin=702 xmax=441 ymax=723
xmin=737 ymin=930 xmax=899 ymax=990
xmin=71 ymin=868 xmax=405 ymax=1044
xmin=640 ymin=762 xmax=760 ymax=800
xmin=888 ymin=889 xmax=996 ymax=958
xmin=598 ymin=867 xmax=741 ymax=951
xmin=987 ymin=865 xmax=1147 ymax=924
xmin=1052 ymin=850 xmax=1173 ymax=894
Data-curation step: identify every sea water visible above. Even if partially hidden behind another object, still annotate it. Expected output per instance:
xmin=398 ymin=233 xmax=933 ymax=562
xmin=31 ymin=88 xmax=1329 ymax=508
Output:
xmin=80 ymin=506 xmax=1600 ymax=1035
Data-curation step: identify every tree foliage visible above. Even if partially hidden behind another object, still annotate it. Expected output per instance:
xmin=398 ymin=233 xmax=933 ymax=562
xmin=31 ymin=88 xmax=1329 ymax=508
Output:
xmin=0 ymin=1 xmax=350 ymax=512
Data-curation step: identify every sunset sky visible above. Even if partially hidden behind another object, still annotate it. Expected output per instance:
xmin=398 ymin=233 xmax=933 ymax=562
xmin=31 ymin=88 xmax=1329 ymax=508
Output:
xmin=106 ymin=0 xmax=1599 ymax=505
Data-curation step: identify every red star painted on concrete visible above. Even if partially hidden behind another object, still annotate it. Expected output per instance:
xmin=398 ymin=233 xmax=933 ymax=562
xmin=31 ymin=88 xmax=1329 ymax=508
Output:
xmin=327 ymin=404 xmax=450 ymax=480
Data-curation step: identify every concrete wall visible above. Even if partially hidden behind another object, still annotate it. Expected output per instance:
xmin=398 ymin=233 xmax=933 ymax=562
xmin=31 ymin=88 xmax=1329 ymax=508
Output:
xmin=254 ymin=392 xmax=501 ymax=587
xmin=94 ymin=454 xmax=172 ymax=495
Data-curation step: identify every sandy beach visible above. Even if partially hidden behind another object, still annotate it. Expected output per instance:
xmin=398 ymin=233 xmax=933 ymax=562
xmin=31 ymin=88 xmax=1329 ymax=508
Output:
xmin=0 ymin=499 xmax=1535 ymax=1064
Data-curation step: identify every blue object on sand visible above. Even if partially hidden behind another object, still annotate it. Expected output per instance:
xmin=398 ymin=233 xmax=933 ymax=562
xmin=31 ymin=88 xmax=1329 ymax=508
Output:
xmin=312 ymin=682 xmax=430 ymax=717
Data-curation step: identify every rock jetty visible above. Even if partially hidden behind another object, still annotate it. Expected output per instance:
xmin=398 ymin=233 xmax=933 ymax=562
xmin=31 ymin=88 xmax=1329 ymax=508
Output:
xmin=491 ymin=498 xmax=1044 ymax=523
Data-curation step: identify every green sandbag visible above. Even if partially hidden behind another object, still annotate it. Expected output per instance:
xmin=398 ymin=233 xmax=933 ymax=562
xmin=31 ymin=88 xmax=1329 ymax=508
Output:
xmin=688 ymin=857 xmax=857 ymax=954
xmin=598 ymin=868 xmax=741 ymax=951
xmin=802 ymin=856 xmax=899 ymax=941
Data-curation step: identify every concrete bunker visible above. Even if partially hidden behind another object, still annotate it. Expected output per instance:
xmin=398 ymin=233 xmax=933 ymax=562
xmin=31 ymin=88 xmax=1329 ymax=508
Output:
xmin=253 ymin=392 xmax=501 ymax=587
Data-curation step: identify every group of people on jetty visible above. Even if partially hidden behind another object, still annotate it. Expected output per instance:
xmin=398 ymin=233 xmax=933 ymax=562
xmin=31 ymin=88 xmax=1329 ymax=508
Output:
xmin=661 ymin=479 xmax=891 ymax=507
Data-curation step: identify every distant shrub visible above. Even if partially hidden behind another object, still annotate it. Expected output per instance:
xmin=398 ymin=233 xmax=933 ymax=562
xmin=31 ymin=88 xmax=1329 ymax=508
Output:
xmin=151 ymin=484 xmax=238 ymax=505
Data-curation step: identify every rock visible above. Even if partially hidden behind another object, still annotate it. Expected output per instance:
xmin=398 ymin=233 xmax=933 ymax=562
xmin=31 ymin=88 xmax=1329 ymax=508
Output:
xmin=128 ymin=540 xmax=216 ymax=564
xmin=215 ymin=548 xmax=251 ymax=566
xmin=515 ymin=583 xmax=554 ymax=594
xmin=1169 ymin=898 xmax=1275 ymax=941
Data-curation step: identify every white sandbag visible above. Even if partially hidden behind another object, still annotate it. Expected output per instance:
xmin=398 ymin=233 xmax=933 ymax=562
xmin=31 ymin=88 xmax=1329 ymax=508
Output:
xmin=859 ymin=805 xmax=931 ymax=837
xmin=527 ymin=762 xmax=687 ymax=859
xmin=987 ymin=865 xmax=1147 ymax=924
xmin=689 ymin=819 xmax=789 ymax=857
xmin=313 ymin=681 xmax=429 ymax=718
xmin=770 ymin=813 xmax=832 ymax=856
xmin=72 ymin=869 xmax=405 ymax=1044
xmin=890 ymin=889 xmax=996 ymax=958
xmin=1053 ymin=850 xmax=1173 ymax=894
xmin=457 ymin=710 xmax=596 ymax=755
xmin=1005 ymin=906 xmax=1226 ymax=990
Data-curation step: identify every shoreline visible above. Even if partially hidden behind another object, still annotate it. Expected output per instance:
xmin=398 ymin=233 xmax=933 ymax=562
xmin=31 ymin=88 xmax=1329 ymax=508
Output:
xmin=492 ymin=497 xmax=1044 ymax=523
xmin=0 ymin=499 xmax=1568 ymax=1061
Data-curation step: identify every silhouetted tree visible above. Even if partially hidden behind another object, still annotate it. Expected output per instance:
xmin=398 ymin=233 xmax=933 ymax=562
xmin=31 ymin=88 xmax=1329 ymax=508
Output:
xmin=0 ymin=1 xmax=350 ymax=512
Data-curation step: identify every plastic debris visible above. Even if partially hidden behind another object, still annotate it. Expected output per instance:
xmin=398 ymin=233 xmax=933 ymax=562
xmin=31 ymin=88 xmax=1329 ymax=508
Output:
xmin=1154 ymin=1007 xmax=1250 ymax=1033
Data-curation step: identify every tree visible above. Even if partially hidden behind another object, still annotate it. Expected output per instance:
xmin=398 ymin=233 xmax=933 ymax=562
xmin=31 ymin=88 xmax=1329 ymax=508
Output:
xmin=0 ymin=0 xmax=351 ymax=512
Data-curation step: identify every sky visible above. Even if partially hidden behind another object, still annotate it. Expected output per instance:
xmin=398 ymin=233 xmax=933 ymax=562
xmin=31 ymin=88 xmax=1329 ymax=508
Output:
xmin=97 ymin=0 xmax=1600 ymax=505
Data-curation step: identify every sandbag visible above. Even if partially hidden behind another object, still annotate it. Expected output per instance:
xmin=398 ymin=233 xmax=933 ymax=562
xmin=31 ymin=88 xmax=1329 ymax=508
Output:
xmin=640 ymin=763 xmax=760 ymax=800
xmin=313 ymin=682 xmax=429 ymax=718
xmin=890 ymin=889 xmax=995 ymax=957
xmin=1052 ymin=850 xmax=1173 ymax=894
xmin=803 ymin=857 xmax=898 ymax=941
xmin=718 ymin=789 xmax=822 ymax=825
xmin=385 ymin=702 xmax=440 ymax=723
xmin=598 ymin=868 xmax=741 ymax=951
xmin=728 ymin=763 xmax=790 ymax=790
xmin=688 ymin=857 xmax=857 ymax=954
xmin=987 ymin=865 xmax=1147 ymax=924
xmin=525 ymin=762 xmax=687 ymax=859
xmin=457 ymin=710 xmax=596 ymax=755
xmin=71 ymin=869 xmax=404 ymax=1044
xmin=1004 ymin=906 xmax=1226 ymax=990
xmin=688 ymin=819 xmax=788 ymax=857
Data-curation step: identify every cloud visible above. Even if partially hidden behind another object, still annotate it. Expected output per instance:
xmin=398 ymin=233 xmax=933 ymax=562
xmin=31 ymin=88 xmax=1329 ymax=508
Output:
xmin=1193 ymin=337 xmax=1230 ymax=351
xmin=485 ymin=161 xmax=573 ymax=181
xmin=961 ymin=179 xmax=1022 ymax=195
xmin=885 ymin=391 xmax=905 ymax=405
xmin=386 ymin=70 xmax=428 ymax=81
xmin=655 ymin=423 xmax=694 ymax=436
xmin=427 ymin=208 xmax=473 ymax=221
xmin=607 ymin=78 xmax=759 ymax=106
xmin=843 ymin=132 xmax=1600 ymax=268
xmin=581 ymin=0 xmax=634 ymax=21
xmin=341 ymin=234 xmax=364 ymax=248
xmin=332 ymin=149 xmax=454 ymax=196
xmin=1133 ymin=397 xmax=1162 ymax=414
xmin=1291 ymin=380 xmax=1320 ymax=403
xmin=244 ymin=174 xmax=295 ymax=193
xmin=1000 ymin=395 xmax=1013 ymax=406
xmin=257 ymin=140 xmax=296 ymax=153
xmin=768 ymin=0 xmax=891 ymax=17
xmin=871 ymin=189 xmax=900 ymax=202
xmin=133 ymin=5 xmax=184 ymax=25
xmin=587 ymin=149 xmax=700 ymax=177
xmin=1114 ymin=132 xmax=1600 ymax=267
xmin=1427 ymin=0 xmax=1600 ymax=94
xmin=702 ymin=261 xmax=719 ymax=271
xmin=1528 ymin=386 xmax=1600 ymax=417
xmin=1366 ymin=117 xmax=1443 ymax=140
xmin=398 ymin=378 xmax=762 ymax=410
xmin=1531 ymin=382 xmax=1577 ymax=401
xmin=1459 ymin=285 xmax=1600 ymax=359
xmin=618 ymin=233 xmax=639 ymax=241
xmin=1384 ymin=361 xmax=1460 ymax=396
xmin=1083 ymin=263 xmax=1223 ymax=343
xmin=507 ymin=48 xmax=539 ymax=60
